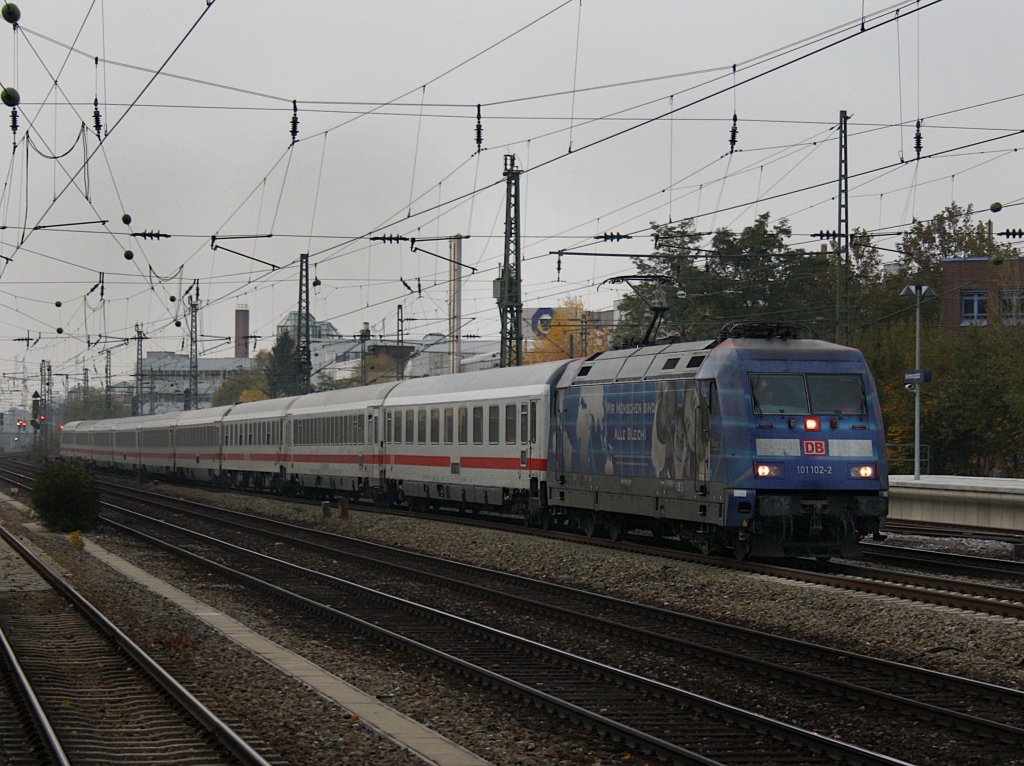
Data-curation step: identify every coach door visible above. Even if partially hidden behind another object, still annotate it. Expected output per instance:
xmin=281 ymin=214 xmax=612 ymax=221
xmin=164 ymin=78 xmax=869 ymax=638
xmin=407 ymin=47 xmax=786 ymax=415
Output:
xmin=369 ymin=406 xmax=383 ymax=487
xmin=524 ymin=398 xmax=539 ymax=476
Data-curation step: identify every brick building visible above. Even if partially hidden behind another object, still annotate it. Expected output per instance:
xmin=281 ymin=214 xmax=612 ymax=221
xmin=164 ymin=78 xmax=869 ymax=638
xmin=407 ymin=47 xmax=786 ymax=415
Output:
xmin=940 ymin=257 xmax=1024 ymax=328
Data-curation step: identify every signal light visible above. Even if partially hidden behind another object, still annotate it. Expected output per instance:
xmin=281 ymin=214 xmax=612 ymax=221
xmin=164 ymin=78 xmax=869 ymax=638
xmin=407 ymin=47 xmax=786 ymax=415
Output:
xmin=754 ymin=462 xmax=784 ymax=478
xmin=850 ymin=465 xmax=875 ymax=479
xmin=804 ymin=417 xmax=821 ymax=431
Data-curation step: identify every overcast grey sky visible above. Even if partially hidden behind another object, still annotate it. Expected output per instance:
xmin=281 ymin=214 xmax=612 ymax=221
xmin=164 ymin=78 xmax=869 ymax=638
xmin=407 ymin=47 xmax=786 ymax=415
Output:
xmin=0 ymin=0 xmax=1020 ymax=403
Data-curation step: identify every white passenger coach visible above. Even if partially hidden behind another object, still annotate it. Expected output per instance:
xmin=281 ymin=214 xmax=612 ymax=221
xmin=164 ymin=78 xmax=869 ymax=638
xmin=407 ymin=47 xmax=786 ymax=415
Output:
xmin=62 ymin=359 xmax=572 ymax=521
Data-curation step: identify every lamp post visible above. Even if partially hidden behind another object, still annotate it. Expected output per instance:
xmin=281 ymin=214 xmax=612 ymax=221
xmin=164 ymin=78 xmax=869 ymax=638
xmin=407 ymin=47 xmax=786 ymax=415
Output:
xmin=900 ymin=284 xmax=936 ymax=479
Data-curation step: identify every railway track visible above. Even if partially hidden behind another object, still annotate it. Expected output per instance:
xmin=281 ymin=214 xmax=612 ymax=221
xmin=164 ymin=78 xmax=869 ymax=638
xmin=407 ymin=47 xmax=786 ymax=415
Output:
xmin=273 ymin=484 xmax=1024 ymax=619
xmin=860 ymin=541 xmax=1024 ymax=579
xmin=5 ymin=462 xmax=1024 ymax=618
xmin=0 ymin=524 xmax=277 ymax=766
xmin=97 ymin=489 xmax=1024 ymax=764
xmin=882 ymin=518 xmax=1024 ymax=545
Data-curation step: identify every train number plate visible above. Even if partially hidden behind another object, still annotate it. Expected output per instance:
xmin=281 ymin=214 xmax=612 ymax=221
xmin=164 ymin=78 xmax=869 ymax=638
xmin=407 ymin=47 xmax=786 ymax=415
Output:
xmin=802 ymin=440 xmax=827 ymax=456
xmin=796 ymin=464 xmax=832 ymax=475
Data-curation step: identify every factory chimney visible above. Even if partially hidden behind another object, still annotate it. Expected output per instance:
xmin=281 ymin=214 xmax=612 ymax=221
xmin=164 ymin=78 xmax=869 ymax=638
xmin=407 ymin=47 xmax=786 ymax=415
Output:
xmin=234 ymin=307 xmax=250 ymax=358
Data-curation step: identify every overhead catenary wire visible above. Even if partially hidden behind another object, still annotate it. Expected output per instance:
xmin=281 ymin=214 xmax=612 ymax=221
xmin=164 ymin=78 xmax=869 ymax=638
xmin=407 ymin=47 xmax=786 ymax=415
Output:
xmin=8 ymin=0 xmax=1021 ymax=388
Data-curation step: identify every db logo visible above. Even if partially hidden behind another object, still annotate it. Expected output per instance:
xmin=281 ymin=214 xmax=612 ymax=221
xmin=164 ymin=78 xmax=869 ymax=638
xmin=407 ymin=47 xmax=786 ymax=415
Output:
xmin=803 ymin=440 xmax=827 ymax=456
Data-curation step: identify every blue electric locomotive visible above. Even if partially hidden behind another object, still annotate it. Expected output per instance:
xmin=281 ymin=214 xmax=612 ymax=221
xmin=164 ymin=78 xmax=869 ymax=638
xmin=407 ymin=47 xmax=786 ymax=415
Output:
xmin=548 ymin=323 xmax=888 ymax=558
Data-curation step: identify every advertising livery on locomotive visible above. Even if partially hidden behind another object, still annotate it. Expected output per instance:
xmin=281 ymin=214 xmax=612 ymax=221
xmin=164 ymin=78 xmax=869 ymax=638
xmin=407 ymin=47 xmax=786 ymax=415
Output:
xmin=62 ymin=323 xmax=888 ymax=559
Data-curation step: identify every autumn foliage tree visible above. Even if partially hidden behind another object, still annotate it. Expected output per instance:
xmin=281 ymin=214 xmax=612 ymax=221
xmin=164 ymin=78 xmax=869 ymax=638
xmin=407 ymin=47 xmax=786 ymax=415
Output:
xmin=524 ymin=297 xmax=611 ymax=363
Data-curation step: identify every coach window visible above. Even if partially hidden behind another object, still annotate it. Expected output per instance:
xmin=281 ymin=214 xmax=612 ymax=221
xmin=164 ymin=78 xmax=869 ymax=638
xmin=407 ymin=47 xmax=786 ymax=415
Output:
xmin=393 ymin=410 xmax=403 ymax=443
xmin=458 ymin=407 xmax=468 ymax=444
xmin=529 ymin=400 xmax=538 ymax=443
xmin=385 ymin=411 xmax=393 ymax=443
xmin=405 ymin=410 xmax=415 ymax=444
xmin=488 ymin=405 xmax=500 ymax=444
xmin=472 ymin=406 xmax=484 ymax=445
xmin=505 ymin=404 xmax=516 ymax=444
xmin=520 ymin=403 xmax=529 ymax=444
xmin=444 ymin=407 xmax=454 ymax=444
xmin=417 ymin=409 xmax=427 ymax=444
xmin=430 ymin=408 xmax=440 ymax=444
xmin=358 ymin=414 xmax=366 ymax=444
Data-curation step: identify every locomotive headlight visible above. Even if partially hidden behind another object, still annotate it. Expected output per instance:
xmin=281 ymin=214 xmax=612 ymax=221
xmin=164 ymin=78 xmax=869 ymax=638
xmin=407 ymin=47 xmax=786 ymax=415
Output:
xmin=754 ymin=462 xmax=784 ymax=478
xmin=850 ymin=464 xmax=875 ymax=478
xmin=804 ymin=417 xmax=821 ymax=431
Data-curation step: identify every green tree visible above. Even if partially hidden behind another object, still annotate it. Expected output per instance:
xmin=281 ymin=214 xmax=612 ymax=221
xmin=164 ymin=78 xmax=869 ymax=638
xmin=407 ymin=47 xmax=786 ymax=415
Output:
xmin=611 ymin=218 xmax=711 ymax=346
xmin=895 ymin=202 xmax=1011 ymax=279
xmin=613 ymin=214 xmax=831 ymax=346
xmin=265 ymin=330 xmax=302 ymax=398
xmin=62 ymin=388 xmax=130 ymax=421
xmin=706 ymin=212 xmax=830 ymax=335
xmin=920 ymin=323 xmax=1024 ymax=475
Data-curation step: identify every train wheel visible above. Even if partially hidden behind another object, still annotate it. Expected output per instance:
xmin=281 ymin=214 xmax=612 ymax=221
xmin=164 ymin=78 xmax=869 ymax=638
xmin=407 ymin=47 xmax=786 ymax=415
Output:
xmin=579 ymin=511 xmax=598 ymax=538
xmin=733 ymin=537 xmax=752 ymax=561
xmin=604 ymin=514 xmax=624 ymax=542
xmin=695 ymin=525 xmax=717 ymax=555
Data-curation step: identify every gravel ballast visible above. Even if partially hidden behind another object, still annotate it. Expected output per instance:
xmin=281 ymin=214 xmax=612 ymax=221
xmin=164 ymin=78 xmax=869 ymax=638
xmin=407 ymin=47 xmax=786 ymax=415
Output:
xmin=3 ymin=486 xmax=1022 ymax=766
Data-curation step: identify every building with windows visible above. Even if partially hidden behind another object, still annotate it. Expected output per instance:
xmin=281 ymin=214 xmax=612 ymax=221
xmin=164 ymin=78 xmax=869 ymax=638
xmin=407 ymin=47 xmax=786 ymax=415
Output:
xmin=941 ymin=257 xmax=1024 ymax=328
xmin=140 ymin=352 xmax=257 ymax=414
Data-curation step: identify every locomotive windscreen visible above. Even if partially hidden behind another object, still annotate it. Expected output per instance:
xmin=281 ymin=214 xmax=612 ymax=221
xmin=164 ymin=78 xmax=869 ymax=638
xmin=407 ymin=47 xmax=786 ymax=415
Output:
xmin=750 ymin=374 xmax=864 ymax=416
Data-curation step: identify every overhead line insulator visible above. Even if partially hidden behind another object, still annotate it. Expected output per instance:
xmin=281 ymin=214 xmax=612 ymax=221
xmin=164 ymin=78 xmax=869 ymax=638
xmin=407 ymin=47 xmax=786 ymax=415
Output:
xmin=93 ymin=97 xmax=103 ymax=139
xmin=475 ymin=104 xmax=483 ymax=154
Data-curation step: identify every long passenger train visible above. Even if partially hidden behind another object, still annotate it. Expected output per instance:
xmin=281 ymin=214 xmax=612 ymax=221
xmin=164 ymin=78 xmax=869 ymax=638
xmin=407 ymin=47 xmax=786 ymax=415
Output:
xmin=61 ymin=323 xmax=889 ymax=558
